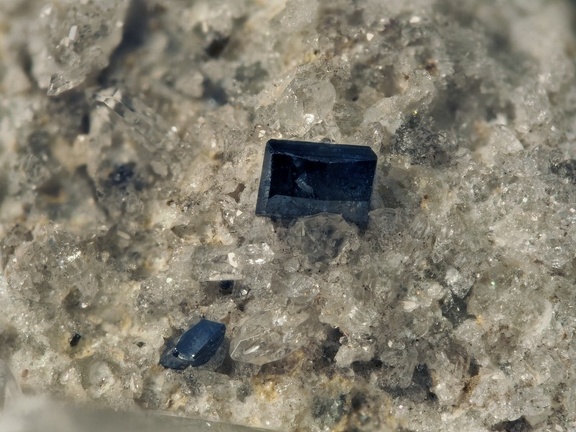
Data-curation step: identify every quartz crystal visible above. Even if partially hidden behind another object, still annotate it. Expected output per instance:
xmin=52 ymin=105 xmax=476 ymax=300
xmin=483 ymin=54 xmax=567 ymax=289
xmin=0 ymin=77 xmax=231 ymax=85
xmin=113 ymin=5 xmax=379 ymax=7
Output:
xmin=0 ymin=359 xmax=21 ymax=410
xmin=288 ymin=214 xmax=358 ymax=265
xmin=256 ymin=139 xmax=377 ymax=226
xmin=230 ymin=306 xmax=314 ymax=365
xmin=34 ymin=0 xmax=130 ymax=95
xmin=0 ymin=397 xmax=271 ymax=432
xmin=95 ymin=89 xmax=179 ymax=152
xmin=191 ymin=243 xmax=274 ymax=282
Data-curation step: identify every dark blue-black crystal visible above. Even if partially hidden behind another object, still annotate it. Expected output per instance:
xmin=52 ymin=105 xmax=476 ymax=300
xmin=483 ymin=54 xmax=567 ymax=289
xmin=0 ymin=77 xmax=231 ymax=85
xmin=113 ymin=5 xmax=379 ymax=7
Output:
xmin=160 ymin=319 xmax=226 ymax=370
xmin=69 ymin=333 xmax=82 ymax=347
xmin=107 ymin=163 xmax=135 ymax=187
xmin=256 ymin=139 xmax=377 ymax=226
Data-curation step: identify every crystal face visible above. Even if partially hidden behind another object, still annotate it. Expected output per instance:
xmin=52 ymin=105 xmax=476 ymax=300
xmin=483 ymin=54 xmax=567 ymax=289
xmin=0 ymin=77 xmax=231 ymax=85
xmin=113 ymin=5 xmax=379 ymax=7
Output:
xmin=160 ymin=319 xmax=226 ymax=370
xmin=256 ymin=139 xmax=377 ymax=226
xmin=229 ymin=307 xmax=312 ymax=365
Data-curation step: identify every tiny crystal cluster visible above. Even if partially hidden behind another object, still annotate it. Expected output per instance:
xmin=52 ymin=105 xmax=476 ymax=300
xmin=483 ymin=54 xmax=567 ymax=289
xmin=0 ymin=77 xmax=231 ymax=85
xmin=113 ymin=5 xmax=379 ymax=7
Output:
xmin=1 ymin=0 xmax=576 ymax=431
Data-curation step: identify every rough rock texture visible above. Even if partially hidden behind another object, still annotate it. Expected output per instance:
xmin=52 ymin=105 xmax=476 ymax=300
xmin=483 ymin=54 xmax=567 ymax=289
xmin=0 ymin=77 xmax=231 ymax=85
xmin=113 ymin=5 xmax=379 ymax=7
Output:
xmin=1 ymin=0 xmax=576 ymax=431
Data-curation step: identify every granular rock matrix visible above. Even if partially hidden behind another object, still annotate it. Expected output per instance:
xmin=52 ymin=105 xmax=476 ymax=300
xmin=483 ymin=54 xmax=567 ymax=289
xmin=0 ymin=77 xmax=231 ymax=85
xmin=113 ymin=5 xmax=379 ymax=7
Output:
xmin=1 ymin=0 xmax=576 ymax=431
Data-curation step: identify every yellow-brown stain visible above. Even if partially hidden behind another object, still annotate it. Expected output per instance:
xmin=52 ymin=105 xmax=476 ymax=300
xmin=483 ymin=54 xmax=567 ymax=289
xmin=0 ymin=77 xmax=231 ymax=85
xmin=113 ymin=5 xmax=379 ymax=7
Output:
xmin=253 ymin=378 xmax=279 ymax=402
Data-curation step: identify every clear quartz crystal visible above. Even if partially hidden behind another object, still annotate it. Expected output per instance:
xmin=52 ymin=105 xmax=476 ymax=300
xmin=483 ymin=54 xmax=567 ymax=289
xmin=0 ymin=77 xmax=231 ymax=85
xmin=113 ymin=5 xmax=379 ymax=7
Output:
xmin=95 ymin=89 xmax=180 ymax=151
xmin=236 ymin=243 xmax=274 ymax=266
xmin=0 ymin=359 xmax=21 ymax=410
xmin=47 ymin=47 xmax=107 ymax=96
xmin=191 ymin=243 xmax=274 ymax=282
xmin=37 ymin=0 xmax=129 ymax=95
xmin=230 ymin=305 xmax=313 ymax=365
xmin=192 ymin=246 xmax=244 ymax=282
xmin=271 ymin=273 xmax=319 ymax=305
xmin=270 ymin=78 xmax=336 ymax=135
xmin=335 ymin=335 xmax=375 ymax=367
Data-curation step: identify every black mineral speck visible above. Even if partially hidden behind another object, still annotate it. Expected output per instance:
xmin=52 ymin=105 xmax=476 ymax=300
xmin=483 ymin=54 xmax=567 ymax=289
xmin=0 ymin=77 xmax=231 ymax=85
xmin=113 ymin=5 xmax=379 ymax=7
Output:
xmin=391 ymin=112 xmax=452 ymax=167
xmin=412 ymin=364 xmax=432 ymax=389
xmin=412 ymin=364 xmax=437 ymax=401
xmin=227 ymin=183 xmax=245 ymax=203
xmin=350 ymin=392 xmax=367 ymax=411
xmin=320 ymin=327 xmax=344 ymax=365
xmin=311 ymin=394 xmax=346 ymax=426
xmin=236 ymin=382 xmax=252 ymax=402
xmin=80 ymin=112 xmax=90 ymax=134
xmin=27 ymin=130 xmax=52 ymax=158
xmin=205 ymin=35 xmax=230 ymax=58
xmin=468 ymin=357 xmax=480 ymax=377
xmin=440 ymin=293 xmax=475 ymax=326
xmin=202 ymin=78 xmax=228 ymax=105
xmin=551 ymin=159 xmax=576 ymax=184
xmin=98 ymin=0 xmax=148 ymax=86
xmin=219 ymin=280 xmax=234 ymax=295
xmin=107 ymin=163 xmax=135 ymax=188
xmin=69 ymin=333 xmax=82 ymax=347
xmin=352 ymin=358 xmax=383 ymax=378
xmin=491 ymin=416 xmax=532 ymax=432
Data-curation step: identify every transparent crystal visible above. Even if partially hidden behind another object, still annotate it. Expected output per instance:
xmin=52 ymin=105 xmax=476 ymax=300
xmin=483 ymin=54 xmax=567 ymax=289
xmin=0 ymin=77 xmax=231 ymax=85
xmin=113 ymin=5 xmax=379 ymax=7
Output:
xmin=264 ymin=78 xmax=336 ymax=135
xmin=36 ymin=0 xmax=129 ymax=94
xmin=319 ymin=269 xmax=379 ymax=338
xmin=230 ymin=306 xmax=313 ymax=365
xmin=288 ymin=214 xmax=358 ymax=264
xmin=236 ymin=243 xmax=274 ymax=266
xmin=94 ymin=89 xmax=179 ymax=151
xmin=192 ymin=246 xmax=244 ymax=282
xmin=0 ymin=359 xmax=21 ymax=410
xmin=0 ymin=396 xmax=272 ymax=432
xmin=378 ymin=346 xmax=419 ymax=389
xmin=334 ymin=335 xmax=375 ymax=367
xmin=47 ymin=47 xmax=107 ymax=96
xmin=191 ymin=243 xmax=273 ymax=282
xmin=271 ymin=273 xmax=319 ymax=305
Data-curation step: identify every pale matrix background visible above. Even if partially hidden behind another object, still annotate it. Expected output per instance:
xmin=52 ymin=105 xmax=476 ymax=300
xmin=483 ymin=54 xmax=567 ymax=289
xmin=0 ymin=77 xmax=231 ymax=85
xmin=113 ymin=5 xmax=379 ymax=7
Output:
xmin=1 ymin=0 xmax=576 ymax=431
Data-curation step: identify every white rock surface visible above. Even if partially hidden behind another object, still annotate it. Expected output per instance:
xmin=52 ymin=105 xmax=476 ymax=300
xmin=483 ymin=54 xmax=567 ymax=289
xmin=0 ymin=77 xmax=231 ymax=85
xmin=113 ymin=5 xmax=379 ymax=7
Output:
xmin=1 ymin=0 xmax=576 ymax=431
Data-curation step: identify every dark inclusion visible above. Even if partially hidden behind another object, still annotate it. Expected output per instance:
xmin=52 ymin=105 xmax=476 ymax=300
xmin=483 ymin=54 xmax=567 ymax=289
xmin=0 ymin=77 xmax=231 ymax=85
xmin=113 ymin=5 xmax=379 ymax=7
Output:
xmin=69 ymin=333 xmax=82 ymax=347
xmin=391 ymin=112 xmax=451 ymax=167
xmin=439 ymin=293 xmax=475 ymax=326
xmin=106 ymin=163 xmax=135 ymax=188
xmin=551 ymin=159 xmax=576 ymax=184
xmin=160 ymin=319 xmax=226 ymax=370
xmin=218 ymin=280 xmax=234 ymax=295
xmin=256 ymin=139 xmax=377 ymax=226
xmin=491 ymin=416 xmax=533 ymax=432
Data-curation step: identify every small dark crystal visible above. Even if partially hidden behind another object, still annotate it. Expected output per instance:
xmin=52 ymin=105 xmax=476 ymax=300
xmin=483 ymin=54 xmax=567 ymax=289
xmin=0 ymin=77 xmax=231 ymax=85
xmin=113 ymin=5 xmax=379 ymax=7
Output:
xmin=256 ymin=139 xmax=377 ymax=226
xmin=160 ymin=319 xmax=226 ymax=370
xmin=107 ymin=163 xmax=135 ymax=187
xmin=69 ymin=333 xmax=82 ymax=347
xmin=205 ymin=35 xmax=230 ymax=58
xmin=219 ymin=280 xmax=234 ymax=295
